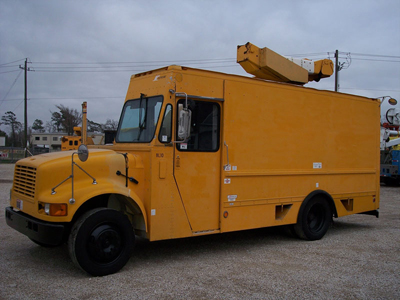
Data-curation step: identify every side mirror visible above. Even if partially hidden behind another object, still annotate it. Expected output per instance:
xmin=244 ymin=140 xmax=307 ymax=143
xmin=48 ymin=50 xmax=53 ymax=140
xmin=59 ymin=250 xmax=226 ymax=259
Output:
xmin=178 ymin=104 xmax=192 ymax=141
xmin=77 ymin=144 xmax=89 ymax=162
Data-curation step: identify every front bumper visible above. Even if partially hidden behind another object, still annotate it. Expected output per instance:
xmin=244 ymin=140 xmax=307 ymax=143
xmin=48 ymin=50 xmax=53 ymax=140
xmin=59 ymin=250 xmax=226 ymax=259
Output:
xmin=5 ymin=207 xmax=66 ymax=246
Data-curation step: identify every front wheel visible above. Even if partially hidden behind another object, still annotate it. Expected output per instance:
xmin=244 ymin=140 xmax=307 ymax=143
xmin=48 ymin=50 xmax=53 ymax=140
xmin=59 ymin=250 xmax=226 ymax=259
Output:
xmin=294 ymin=196 xmax=332 ymax=240
xmin=68 ymin=208 xmax=135 ymax=276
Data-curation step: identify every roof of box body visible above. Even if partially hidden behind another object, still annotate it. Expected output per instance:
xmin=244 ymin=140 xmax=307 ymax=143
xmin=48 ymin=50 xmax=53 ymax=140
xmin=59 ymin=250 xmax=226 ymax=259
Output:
xmin=130 ymin=65 xmax=377 ymax=103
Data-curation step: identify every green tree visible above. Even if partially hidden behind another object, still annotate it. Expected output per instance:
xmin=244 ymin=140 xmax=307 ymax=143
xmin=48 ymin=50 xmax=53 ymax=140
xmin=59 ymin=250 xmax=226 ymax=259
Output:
xmin=32 ymin=119 xmax=45 ymax=132
xmin=50 ymin=111 xmax=62 ymax=132
xmin=1 ymin=111 xmax=22 ymax=146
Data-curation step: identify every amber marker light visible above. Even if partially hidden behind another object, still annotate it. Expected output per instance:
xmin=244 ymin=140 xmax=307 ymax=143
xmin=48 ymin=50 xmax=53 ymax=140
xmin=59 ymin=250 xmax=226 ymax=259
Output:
xmin=43 ymin=203 xmax=68 ymax=216
xmin=223 ymin=211 xmax=229 ymax=218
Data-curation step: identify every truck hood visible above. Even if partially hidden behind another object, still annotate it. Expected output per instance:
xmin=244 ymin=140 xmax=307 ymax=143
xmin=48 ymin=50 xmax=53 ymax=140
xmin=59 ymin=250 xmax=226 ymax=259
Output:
xmin=14 ymin=149 xmax=133 ymax=202
xmin=18 ymin=149 xmax=118 ymax=168
xmin=12 ymin=149 xmax=145 ymax=223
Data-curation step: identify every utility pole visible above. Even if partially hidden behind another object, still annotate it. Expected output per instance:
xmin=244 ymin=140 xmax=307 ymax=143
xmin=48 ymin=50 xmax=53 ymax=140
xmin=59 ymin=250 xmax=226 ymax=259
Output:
xmin=19 ymin=58 xmax=32 ymax=157
xmin=334 ymin=50 xmax=339 ymax=92
xmin=334 ymin=50 xmax=351 ymax=92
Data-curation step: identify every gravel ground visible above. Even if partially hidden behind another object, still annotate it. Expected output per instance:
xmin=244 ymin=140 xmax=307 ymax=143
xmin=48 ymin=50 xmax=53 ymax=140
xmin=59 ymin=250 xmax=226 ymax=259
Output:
xmin=0 ymin=163 xmax=399 ymax=299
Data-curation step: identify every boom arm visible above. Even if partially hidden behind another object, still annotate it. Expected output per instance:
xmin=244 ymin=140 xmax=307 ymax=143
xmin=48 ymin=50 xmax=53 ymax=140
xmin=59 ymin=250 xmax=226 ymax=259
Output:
xmin=237 ymin=42 xmax=334 ymax=85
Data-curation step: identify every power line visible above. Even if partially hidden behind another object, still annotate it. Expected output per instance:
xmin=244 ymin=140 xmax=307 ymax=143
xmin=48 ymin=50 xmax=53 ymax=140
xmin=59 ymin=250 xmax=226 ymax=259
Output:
xmin=340 ymin=87 xmax=400 ymax=92
xmin=0 ymin=70 xmax=23 ymax=106
xmin=12 ymin=100 xmax=24 ymax=112
xmin=0 ymin=64 xmax=21 ymax=68
xmin=350 ymin=57 xmax=400 ymax=63
xmin=33 ymin=61 xmax=236 ymax=69
xmin=32 ymin=58 xmax=235 ymax=65
xmin=0 ymin=70 xmax=22 ymax=74
xmin=4 ymin=52 xmax=399 ymax=67
xmin=290 ymin=51 xmax=400 ymax=63
xmin=350 ymin=53 xmax=400 ymax=59
xmin=32 ymin=62 xmax=239 ymax=73
xmin=2 ymin=96 xmax=124 ymax=101
xmin=285 ymin=52 xmax=328 ymax=57
xmin=2 ymin=53 xmax=397 ymax=75
xmin=0 ymin=59 xmax=26 ymax=66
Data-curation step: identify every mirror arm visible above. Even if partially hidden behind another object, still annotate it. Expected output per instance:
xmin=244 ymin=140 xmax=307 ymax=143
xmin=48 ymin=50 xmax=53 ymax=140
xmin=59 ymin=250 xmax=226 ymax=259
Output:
xmin=50 ymin=149 xmax=96 ymax=204
xmin=174 ymin=92 xmax=188 ymax=109
xmin=73 ymin=161 xmax=97 ymax=184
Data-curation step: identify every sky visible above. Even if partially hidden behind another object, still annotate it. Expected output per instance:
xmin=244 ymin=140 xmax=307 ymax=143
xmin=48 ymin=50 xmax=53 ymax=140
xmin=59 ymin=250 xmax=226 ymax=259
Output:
xmin=1 ymin=0 xmax=399 ymax=134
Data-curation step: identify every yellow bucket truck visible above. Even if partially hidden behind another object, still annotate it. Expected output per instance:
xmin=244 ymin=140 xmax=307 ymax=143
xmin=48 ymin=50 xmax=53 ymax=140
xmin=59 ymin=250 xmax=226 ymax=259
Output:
xmin=5 ymin=44 xmax=381 ymax=276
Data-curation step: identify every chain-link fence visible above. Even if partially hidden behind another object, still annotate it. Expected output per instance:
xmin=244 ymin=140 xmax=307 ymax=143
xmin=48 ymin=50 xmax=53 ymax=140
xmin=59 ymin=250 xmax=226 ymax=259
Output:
xmin=0 ymin=147 xmax=61 ymax=163
xmin=0 ymin=148 xmax=26 ymax=163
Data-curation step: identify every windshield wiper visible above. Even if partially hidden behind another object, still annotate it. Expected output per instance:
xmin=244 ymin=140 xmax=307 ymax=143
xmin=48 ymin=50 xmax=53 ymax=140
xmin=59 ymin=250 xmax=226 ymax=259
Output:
xmin=139 ymin=93 xmax=148 ymax=129
xmin=136 ymin=93 xmax=148 ymax=141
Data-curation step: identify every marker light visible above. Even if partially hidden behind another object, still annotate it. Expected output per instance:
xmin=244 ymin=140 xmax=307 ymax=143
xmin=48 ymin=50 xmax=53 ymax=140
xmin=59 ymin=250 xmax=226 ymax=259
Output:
xmin=43 ymin=203 xmax=67 ymax=216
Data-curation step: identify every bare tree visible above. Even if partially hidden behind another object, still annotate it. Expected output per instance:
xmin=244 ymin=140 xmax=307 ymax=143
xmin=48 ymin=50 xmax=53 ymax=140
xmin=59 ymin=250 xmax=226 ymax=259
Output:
xmin=103 ymin=119 xmax=118 ymax=131
xmin=52 ymin=105 xmax=82 ymax=135
xmin=86 ymin=118 xmax=119 ymax=133
xmin=45 ymin=121 xmax=56 ymax=133
xmin=87 ymin=119 xmax=103 ymax=133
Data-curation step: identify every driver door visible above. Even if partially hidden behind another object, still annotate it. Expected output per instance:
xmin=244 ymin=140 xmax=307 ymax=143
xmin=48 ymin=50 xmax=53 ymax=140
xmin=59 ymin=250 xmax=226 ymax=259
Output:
xmin=173 ymin=99 xmax=221 ymax=232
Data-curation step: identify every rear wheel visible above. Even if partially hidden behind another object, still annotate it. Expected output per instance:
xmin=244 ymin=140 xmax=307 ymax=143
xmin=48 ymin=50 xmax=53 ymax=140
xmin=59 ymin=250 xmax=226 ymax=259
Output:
xmin=294 ymin=196 xmax=332 ymax=240
xmin=68 ymin=208 xmax=135 ymax=276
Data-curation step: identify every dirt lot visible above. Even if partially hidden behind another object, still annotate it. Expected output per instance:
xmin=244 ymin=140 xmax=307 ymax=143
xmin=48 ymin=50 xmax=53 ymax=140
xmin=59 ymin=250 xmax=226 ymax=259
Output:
xmin=0 ymin=163 xmax=399 ymax=299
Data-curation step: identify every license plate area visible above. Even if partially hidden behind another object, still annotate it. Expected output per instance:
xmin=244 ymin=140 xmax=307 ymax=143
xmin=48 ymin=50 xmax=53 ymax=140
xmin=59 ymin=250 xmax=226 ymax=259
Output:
xmin=16 ymin=199 xmax=23 ymax=210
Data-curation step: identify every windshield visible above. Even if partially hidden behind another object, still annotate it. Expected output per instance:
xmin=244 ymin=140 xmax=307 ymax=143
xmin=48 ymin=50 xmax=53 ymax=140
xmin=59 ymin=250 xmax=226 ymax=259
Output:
xmin=116 ymin=96 xmax=163 ymax=143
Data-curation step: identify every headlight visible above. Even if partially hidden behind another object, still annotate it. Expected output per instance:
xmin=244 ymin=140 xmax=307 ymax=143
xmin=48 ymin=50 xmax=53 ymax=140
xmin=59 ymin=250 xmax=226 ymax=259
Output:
xmin=44 ymin=203 xmax=50 ymax=215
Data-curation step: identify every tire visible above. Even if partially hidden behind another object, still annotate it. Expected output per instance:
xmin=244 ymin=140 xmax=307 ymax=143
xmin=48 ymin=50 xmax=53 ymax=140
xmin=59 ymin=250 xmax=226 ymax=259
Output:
xmin=294 ymin=196 xmax=332 ymax=241
xmin=68 ymin=208 xmax=135 ymax=276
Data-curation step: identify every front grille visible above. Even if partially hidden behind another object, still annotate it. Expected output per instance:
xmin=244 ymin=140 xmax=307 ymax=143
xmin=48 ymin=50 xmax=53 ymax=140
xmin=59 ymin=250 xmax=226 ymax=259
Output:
xmin=14 ymin=165 xmax=37 ymax=199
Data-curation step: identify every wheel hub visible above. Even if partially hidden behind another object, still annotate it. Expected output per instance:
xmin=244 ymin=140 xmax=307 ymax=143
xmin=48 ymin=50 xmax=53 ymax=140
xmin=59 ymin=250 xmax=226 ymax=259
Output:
xmin=307 ymin=204 xmax=325 ymax=233
xmin=88 ymin=224 xmax=123 ymax=263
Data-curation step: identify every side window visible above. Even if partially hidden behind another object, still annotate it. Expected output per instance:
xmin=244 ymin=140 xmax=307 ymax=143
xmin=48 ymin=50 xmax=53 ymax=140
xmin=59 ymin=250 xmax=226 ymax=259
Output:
xmin=177 ymin=100 xmax=220 ymax=152
xmin=159 ymin=104 xmax=172 ymax=143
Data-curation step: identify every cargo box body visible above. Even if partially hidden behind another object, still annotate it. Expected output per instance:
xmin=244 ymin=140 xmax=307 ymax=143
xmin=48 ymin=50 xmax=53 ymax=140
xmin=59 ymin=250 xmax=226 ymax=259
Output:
xmin=122 ymin=66 xmax=380 ymax=240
